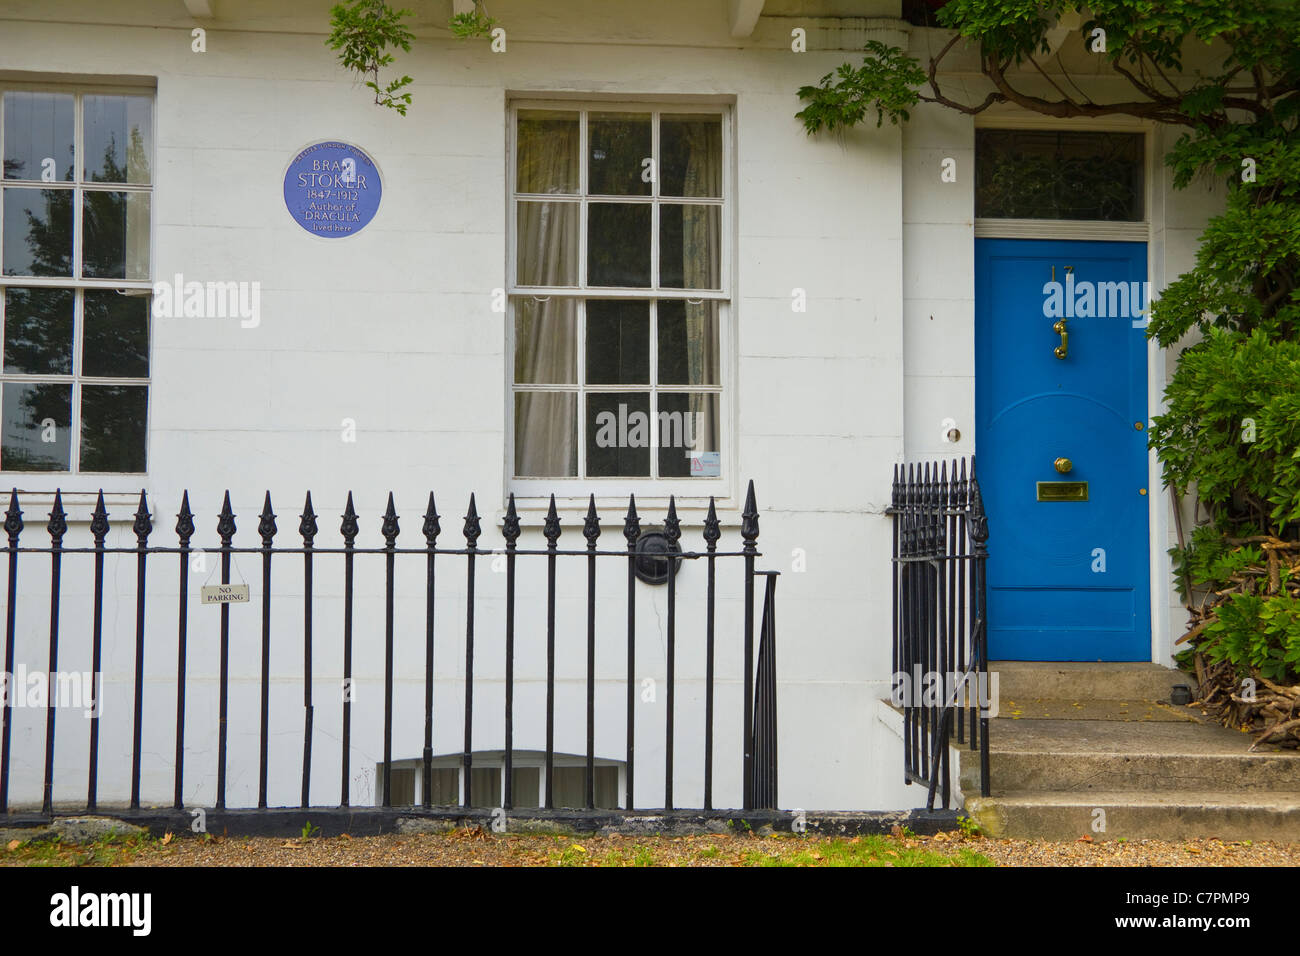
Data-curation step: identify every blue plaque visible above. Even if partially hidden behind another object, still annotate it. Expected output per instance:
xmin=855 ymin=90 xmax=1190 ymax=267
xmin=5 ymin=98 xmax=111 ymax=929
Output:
xmin=283 ymin=141 xmax=382 ymax=238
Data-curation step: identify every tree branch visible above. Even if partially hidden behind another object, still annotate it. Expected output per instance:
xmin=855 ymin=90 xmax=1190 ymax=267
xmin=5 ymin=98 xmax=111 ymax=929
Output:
xmin=984 ymin=55 xmax=1195 ymax=126
xmin=918 ymin=33 xmax=1006 ymax=115
xmin=1026 ymin=54 xmax=1079 ymax=106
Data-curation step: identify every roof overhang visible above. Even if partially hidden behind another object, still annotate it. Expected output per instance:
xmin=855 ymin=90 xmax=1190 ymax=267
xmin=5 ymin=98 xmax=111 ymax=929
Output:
xmin=728 ymin=0 xmax=765 ymax=37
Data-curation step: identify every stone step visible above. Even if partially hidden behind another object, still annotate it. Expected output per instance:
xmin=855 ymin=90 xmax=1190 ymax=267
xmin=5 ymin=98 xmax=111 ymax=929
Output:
xmin=961 ymin=716 xmax=1300 ymax=795
xmin=998 ymin=697 xmax=1200 ymax=721
xmin=965 ymin=791 xmax=1300 ymax=842
xmin=990 ymin=661 xmax=1194 ymax=703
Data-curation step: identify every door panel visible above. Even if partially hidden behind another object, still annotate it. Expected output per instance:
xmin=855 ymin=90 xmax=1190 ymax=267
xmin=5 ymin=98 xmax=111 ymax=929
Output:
xmin=975 ymin=238 xmax=1150 ymax=661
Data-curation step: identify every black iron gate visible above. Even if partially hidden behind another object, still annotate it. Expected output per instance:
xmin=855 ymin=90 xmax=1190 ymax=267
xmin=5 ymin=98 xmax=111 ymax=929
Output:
xmin=888 ymin=458 xmax=991 ymax=810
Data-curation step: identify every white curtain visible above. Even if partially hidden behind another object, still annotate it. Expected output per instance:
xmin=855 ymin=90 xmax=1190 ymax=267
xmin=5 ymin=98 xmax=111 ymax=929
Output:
xmin=674 ymin=117 xmax=722 ymax=466
xmin=514 ymin=113 xmax=580 ymax=476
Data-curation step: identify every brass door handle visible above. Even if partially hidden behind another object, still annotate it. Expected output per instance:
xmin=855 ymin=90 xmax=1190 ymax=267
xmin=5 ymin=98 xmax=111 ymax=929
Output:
xmin=1054 ymin=457 xmax=1073 ymax=474
xmin=1053 ymin=319 xmax=1068 ymax=359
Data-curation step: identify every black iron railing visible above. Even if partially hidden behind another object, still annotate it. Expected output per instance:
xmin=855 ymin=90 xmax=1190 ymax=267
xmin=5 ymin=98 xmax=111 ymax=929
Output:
xmin=888 ymin=458 xmax=990 ymax=810
xmin=0 ymin=481 xmax=779 ymax=815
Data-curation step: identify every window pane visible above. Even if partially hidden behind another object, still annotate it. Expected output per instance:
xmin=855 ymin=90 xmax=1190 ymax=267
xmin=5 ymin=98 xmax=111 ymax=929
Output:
xmin=517 ymin=201 xmax=578 ymax=286
xmin=3 ymin=91 xmax=74 ymax=182
xmin=594 ymin=766 xmax=618 ymax=808
xmin=511 ymin=766 xmax=540 ymax=809
xmin=586 ymin=299 xmax=649 ymax=385
xmin=975 ymin=129 xmax=1143 ymax=221
xmin=660 ymin=114 xmax=721 ymax=197
xmin=517 ymin=110 xmax=579 ymax=194
xmin=658 ymin=392 xmax=720 ymax=478
xmin=588 ymin=203 xmax=650 ymax=287
xmin=657 ymin=300 xmax=718 ymax=385
xmin=83 ymin=191 xmax=150 ymax=280
xmin=1 ymin=381 xmax=71 ymax=471
xmin=2 ymin=187 xmax=72 ymax=276
xmin=549 ymin=766 xmax=619 ymax=809
xmin=659 ymin=204 xmax=720 ymax=289
xmin=386 ymin=769 xmax=416 ymax=805
xmin=83 ymin=95 xmax=153 ymax=185
xmin=470 ymin=767 xmax=501 ymax=806
xmin=428 ymin=768 xmax=459 ymax=806
xmin=3 ymin=287 xmax=73 ymax=375
xmin=514 ymin=391 xmax=576 ymax=477
xmin=587 ymin=391 xmax=650 ymax=477
xmin=514 ymin=297 xmax=576 ymax=384
xmin=79 ymin=384 xmax=147 ymax=473
xmin=588 ymin=112 xmax=651 ymax=196
xmin=83 ymin=290 xmax=149 ymax=378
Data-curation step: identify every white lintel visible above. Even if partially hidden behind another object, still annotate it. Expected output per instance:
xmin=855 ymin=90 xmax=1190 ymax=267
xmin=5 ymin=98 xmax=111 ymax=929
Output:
xmin=182 ymin=0 xmax=213 ymax=18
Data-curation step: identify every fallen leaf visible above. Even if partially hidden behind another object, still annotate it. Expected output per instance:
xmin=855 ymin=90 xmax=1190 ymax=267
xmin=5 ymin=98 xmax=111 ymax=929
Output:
xmin=1076 ymin=834 xmax=1093 ymax=843
xmin=6 ymin=840 xmax=19 ymax=851
xmin=161 ymin=832 xmax=174 ymax=846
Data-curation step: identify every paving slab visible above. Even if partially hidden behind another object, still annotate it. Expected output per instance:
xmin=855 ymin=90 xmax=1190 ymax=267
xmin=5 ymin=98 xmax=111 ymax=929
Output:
xmin=966 ymin=790 xmax=1300 ymax=842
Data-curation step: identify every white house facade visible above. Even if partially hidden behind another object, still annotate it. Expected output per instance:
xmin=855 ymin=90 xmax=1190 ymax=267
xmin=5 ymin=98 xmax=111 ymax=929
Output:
xmin=0 ymin=0 xmax=1224 ymax=816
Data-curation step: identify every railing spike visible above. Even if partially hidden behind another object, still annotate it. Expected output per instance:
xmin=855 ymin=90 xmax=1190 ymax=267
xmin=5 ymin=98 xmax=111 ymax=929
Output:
xmin=258 ymin=492 xmax=277 ymax=546
xmin=91 ymin=490 xmax=110 ymax=545
xmin=47 ymin=489 xmax=68 ymax=545
xmin=583 ymin=494 xmax=600 ymax=544
xmin=4 ymin=490 xmax=22 ymax=542
xmin=741 ymin=480 xmax=759 ymax=549
xmin=340 ymin=492 xmax=359 ymax=545
xmin=502 ymin=493 xmax=520 ymax=545
xmin=175 ymin=491 xmax=194 ymax=546
xmin=299 ymin=491 xmax=318 ymax=546
xmin=381 ymin=492 xmax=400 ymax=547
xmin=702 ymin=496 xmax=720 ymax=548
xmin=543 ymin=493 xmax=561 ymax=545
xmin=218 ymin=491 xmax=237 ymax=544
xmin=664 ymin=495 xmax=680 ymax=545
xmin=132 ymin=490 xmax=152 ymax=546
xmin=623 ymin=494 xmax=641 ymax=543
xmin=423 ymin=492 xmax=441 ymax=545
xmin=463 ymin=493 xmax=482 ymax=549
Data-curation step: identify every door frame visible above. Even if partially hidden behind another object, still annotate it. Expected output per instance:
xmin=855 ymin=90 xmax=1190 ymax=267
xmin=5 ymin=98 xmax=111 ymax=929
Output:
xmin=971 ymin=112 xmax=1172 ymax=666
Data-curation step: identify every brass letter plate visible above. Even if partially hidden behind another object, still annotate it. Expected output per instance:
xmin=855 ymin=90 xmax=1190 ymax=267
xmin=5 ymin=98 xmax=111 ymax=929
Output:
xmin=1037 ymin=481 xmax=1088 ymax=502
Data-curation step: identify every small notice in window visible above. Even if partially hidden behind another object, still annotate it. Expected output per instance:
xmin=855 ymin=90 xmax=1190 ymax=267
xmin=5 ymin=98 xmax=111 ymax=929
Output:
xmin=201 ymin=584 xmax=250 ymax=605
xmin=689 ymin=452 xmax=721 ymax=477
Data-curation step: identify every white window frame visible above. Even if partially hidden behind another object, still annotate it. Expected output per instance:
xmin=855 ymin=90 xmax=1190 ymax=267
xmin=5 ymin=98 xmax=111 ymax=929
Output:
xmin=506 ymin=99 xmax=734 ymax=505
xmin=0 ymin=80 xmax=154 ymax=486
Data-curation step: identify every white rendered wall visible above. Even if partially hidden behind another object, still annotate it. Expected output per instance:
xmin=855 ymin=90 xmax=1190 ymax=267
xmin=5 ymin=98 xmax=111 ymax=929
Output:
xmin=0 ymin=1 xmax=911 ymax=812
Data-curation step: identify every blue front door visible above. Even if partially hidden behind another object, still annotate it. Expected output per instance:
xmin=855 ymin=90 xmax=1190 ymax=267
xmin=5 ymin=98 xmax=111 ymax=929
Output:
xmin=975 ymin=238 xmax=1150 ymax=661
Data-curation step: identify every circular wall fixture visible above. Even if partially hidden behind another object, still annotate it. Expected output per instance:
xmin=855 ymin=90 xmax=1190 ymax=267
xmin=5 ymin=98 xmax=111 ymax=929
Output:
xmin=633 ymin=528 xmax=682 ymax=585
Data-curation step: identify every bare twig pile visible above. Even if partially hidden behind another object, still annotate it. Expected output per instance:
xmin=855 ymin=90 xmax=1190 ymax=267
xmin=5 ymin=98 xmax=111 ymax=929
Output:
xmin=1177 ymin=537 xmax=1300 ymax=751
